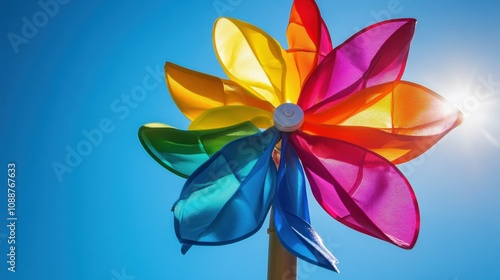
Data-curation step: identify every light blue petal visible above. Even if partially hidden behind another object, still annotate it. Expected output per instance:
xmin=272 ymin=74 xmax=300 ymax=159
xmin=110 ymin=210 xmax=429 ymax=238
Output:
xmin=173 ymin=127 xmax=281 ymax=247
xmin=274 ymin=133 xmax=340 ymax=272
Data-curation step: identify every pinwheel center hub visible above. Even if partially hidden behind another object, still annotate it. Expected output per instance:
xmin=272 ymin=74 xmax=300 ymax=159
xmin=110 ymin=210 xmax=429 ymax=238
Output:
xmin=273 ymin=103 xmax=304 ymax=132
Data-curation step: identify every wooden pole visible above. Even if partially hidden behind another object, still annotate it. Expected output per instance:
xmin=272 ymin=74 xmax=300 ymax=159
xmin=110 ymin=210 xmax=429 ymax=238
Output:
xmin=267 ymin=142 xmax=297 ymax=280
xmin=267 ymin=208 xmax=297 ymax=280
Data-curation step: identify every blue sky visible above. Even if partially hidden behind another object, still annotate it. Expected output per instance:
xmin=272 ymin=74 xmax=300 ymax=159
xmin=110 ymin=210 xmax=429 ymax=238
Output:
xmin=2 ymin=0 xmax=500 ymax=279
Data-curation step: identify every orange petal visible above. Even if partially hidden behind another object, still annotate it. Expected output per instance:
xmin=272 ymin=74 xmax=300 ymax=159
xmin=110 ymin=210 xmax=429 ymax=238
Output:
xmin=304 ymin=81 xmax=463 ymax=163
xmin=165 ymin=62 xmax=274 ymax=121
xmin=286 ymin=0 xmax=332 ymax=85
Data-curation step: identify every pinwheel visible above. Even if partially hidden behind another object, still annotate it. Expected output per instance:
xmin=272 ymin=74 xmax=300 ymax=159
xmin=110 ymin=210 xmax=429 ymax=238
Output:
xmin=139 ymin=0 xmax=463 ymax=276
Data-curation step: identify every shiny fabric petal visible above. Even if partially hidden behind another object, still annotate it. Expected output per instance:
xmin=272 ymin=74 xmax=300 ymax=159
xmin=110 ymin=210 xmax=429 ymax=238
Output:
xmin=214 ymin=17 xmax=301 ymax=105
xmin=173 ymin=128 xmax=280 ymax=246
xmin=274 ymin=134 xmax=339 ymax=272
xmin=303 ymin=81 xmax=464 ymax=163
xmin=138 ymin=122 xmax=261 ymax=178
xmin=286 ymin=0 xmax=332 ymax=85
xmin=189 ymin=105 xmax=273 ymax=130
xmin=299 ymin=18 xmax=416 ymax=113
xmin=291 ymin=131 xmax=419 ymax=249
xmin=165 ymin=62 xmax=275 ymax=121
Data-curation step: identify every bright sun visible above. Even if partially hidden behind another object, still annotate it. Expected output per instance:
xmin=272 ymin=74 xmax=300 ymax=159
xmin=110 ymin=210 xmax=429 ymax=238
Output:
xmin=440 ymin=79 xmax=499 ymax=148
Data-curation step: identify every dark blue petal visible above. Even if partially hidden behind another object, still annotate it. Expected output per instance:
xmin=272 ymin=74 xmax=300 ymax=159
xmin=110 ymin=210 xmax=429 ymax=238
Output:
xmin=274 ymin=133 xmax=340 ymax=272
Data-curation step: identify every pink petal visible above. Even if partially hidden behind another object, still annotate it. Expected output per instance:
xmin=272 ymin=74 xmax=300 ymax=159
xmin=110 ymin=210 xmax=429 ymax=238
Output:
xmin=298 ymin=19 xmax=416 ymax=113
xmin=291 ymin=131 xmax=419 ymax=248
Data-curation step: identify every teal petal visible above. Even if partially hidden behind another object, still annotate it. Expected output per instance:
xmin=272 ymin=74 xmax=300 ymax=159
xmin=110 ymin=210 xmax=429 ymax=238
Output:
xmin=173 ymin=128 xmax=280 ymax=246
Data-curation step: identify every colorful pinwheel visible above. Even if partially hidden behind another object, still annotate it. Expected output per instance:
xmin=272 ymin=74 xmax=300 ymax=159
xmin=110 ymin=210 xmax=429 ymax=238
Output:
xmin=139 ymin=0 xmax=463 ymax=274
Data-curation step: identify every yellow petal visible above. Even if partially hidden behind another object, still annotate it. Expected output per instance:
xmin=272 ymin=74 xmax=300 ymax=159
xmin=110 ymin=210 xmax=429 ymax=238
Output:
xmin=165 ymin=62 xmax=275 ymax=121
xmin=189 ymin=105 xmax=273 ymax=130
xmin=213 ymin=17 xmax=300 ymax=105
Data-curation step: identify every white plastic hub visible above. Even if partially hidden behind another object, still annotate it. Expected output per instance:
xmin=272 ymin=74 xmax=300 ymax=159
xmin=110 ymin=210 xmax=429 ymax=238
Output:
xmin=273 ymin=103 xmax=304 ymax=132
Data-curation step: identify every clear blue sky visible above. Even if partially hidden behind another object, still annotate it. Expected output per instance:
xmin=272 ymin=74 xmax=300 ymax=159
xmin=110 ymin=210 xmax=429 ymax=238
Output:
xmin=2 ymin=0 xmax=500 ymax=279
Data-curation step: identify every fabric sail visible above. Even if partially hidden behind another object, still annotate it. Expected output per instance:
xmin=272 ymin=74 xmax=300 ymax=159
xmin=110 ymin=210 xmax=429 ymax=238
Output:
xmin=274 ymin=133 xmax=339 ymax=272
xmin=173 ymin=128 xmax=280 ymax=247
xmin=139 ymin=121 xmax=261 ymax=177
xmin=291 ymin=131 xmax=419 ymax=249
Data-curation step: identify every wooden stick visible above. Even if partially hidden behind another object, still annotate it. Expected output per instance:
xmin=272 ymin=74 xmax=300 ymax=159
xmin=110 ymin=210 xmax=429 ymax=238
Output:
xmin=267 ymin=207 xmax=297 ymax=280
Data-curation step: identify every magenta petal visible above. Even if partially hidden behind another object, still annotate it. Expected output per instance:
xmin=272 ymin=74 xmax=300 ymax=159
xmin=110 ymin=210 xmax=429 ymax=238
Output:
xmin=291 ymin=131 xmax=419 ymax=249
xmin=298 ymin=18 xmax=416 ymax=113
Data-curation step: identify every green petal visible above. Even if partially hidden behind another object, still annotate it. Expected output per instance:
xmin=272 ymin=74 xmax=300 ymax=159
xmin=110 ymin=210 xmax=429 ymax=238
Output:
xmin=138 ymin=121 xmax=261 ymax=178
